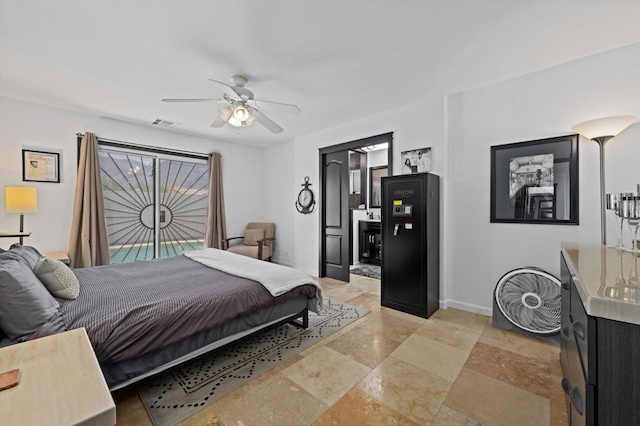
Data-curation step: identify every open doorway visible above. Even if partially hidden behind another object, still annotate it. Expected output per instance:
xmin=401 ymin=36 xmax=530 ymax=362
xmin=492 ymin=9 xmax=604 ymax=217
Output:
xmin=318 ymin=133 xmax=393 ymax=282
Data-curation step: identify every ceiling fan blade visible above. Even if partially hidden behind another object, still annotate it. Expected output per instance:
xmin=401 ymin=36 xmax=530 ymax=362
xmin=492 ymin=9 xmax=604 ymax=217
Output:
xmin=251 ymin=109 xmax=284 ymax=134
xmin=162 ymin=98 xmax=223 ymax=103
xmin=210 ymin=107 xmax=233 ymax=128
xmin=248 ymin=99 xmax=301 ymax=115
xmin=209 ymin=79 xmax=241 ymax=100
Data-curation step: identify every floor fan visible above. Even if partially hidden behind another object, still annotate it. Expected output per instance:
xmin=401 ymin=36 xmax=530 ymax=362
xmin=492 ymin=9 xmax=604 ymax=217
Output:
xmin=493 ymin=267 xmax=561 ymax=343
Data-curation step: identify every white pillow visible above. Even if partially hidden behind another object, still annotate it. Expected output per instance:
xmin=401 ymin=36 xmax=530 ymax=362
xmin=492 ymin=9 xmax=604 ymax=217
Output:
xmin=34 ymin=258 xmax=80 ymax=300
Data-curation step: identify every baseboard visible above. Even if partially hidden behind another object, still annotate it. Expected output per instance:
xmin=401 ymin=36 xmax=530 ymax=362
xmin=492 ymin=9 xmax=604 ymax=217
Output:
xmin=440 ymin=299 xmax=492 ymax=316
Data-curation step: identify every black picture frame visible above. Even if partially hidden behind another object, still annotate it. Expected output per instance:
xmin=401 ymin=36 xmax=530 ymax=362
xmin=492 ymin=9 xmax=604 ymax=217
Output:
xmin=490 ymin=134 xmax=578 ymax=224
xmin=401 ymin=147 xmax=432 ymax=174
xmin=369 ymin=165 xmax=387 ymax=208
xmin=22 ymin=149 xmax=60 ymax=183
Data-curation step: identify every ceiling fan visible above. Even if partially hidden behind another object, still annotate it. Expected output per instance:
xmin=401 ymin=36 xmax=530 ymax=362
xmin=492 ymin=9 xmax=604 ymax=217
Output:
xmin=161 ymin=75 xmax=301 ymax=134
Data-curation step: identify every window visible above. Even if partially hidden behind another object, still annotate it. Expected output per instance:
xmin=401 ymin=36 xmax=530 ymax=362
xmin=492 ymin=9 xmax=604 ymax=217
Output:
xmin=97 ymin=146 xmax=209 ymax=263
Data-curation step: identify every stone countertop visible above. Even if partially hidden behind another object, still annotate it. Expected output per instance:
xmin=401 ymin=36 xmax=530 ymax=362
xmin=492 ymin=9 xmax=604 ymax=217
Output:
xmin=562 ymin=242 xmax=640 ymax=325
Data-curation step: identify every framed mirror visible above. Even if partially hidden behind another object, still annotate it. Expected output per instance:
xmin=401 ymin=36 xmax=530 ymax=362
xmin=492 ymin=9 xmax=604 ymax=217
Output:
xmin=369 ymin=165 xmax=388 ymax=208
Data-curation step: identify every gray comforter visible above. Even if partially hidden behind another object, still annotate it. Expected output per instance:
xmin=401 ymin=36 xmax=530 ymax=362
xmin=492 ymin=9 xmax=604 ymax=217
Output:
xmin=59 ymin=255 xmax=317 ymax=364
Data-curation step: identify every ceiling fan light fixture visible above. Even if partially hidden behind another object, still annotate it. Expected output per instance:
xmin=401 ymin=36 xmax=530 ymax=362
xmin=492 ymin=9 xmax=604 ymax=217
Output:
xmin=164 ymin=75 xmax=299 ymax=134
xmin=228 ymin=113 xmax=255 ymax=128
xmin=233 ymin=105 xmax=249 ymax=121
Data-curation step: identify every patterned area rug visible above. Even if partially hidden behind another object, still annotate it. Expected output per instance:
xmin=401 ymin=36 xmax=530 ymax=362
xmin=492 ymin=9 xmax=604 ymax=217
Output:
xmin=351 ymin=265 xmax=381 ymax=280
xmin=138 ymin=298 xmax=368 ymax=426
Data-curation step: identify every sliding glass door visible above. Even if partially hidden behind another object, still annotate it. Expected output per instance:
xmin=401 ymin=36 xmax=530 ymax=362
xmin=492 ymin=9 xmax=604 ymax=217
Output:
xmin=157 ymin=158 xmax=209 ymax=258
xmin=98 ymin=148 xmax=208 ymax=263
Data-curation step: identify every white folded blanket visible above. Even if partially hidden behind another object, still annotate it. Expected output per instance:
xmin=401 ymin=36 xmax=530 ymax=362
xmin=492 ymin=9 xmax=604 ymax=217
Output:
xmin=184 ymin=248 xmax=323 ymax=313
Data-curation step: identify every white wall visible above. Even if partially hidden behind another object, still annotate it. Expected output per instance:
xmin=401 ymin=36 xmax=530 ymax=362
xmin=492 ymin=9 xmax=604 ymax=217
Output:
xmin=261 ymin=140 xmax=296 ymax=266
xmin=0 ymin=96 xmax=264 ymax=253
xmin=446 ymin=42 xmax=640 ymax=314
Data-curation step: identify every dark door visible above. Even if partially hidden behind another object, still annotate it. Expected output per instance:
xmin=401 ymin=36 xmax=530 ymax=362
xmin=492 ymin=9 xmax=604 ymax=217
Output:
xmin=321 ymin=150 xmax=350 ymax=281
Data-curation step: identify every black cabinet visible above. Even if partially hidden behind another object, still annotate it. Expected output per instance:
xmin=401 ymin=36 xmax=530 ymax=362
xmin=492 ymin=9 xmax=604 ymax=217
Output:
xmin=359 ymin=221 xmax=381 ymax=265
xmin=381 ymin=173 xmax=439 ymax=319
xmin=560 ymin=253 xmax=640 ymax=425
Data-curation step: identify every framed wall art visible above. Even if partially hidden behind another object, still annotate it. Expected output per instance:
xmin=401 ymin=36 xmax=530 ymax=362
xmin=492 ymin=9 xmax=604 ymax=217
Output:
xmin=401 ymin=147 xmax=431 ymax=174
xmin=22 ymin=149 xmax=60 ymax=183
xmin=490 ymin=134 xmax=578 ymax=224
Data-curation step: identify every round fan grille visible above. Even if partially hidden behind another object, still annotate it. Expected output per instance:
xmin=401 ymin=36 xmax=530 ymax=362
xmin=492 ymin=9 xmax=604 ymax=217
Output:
xmin=494 ymin=267 xmax=561 ymax=335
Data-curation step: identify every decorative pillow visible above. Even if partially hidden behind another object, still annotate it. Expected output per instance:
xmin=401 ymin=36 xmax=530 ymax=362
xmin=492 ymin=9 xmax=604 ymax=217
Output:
xmin=34 ymin=258 xmax=80 ymax=300
xmin=0 ymin=258 xmax=59 ymax=341
xmin=0 ymin=244 xmax=44 ymax=269
xmin=244 ymin=229 xmax=265 ymax=246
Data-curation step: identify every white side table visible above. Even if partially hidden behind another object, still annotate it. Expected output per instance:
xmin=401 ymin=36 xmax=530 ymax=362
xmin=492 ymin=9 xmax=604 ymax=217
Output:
xmin=0 ymin=328 xmax=115 ymax=425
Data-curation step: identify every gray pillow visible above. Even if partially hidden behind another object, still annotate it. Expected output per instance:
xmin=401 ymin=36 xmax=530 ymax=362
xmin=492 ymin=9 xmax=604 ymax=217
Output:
xmin=0 ymin=244 xmax=43 ymax=269
xmin=34 ymin=258 xmax=80 ymax=300
xmin=0 ymin=258 xmax=59 ymax=341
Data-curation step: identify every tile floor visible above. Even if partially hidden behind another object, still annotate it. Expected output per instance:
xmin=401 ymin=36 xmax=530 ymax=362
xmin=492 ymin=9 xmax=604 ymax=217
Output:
xmin=113 ymin=274 xmax=568 ymax=425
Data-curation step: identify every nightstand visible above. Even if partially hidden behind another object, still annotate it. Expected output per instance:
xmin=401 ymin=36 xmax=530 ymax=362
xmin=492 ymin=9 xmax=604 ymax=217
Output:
xmin=45 ymin=251 xmax=71 ymax=266
xmin=0 ymin=328 xmax=115 ymax=425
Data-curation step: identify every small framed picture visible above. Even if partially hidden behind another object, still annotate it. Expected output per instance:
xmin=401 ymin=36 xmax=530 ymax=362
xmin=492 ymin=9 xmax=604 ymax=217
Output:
xmin=490 ymin=134 xmax=579 ymax=224
xmin=401 ymin=147 xmax=431 ymax=174
xmin=22 ymin=149 xmax=60 ymax=183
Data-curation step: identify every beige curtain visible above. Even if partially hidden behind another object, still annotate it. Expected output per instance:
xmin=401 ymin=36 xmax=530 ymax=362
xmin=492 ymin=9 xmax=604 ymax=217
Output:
xmin=204 ymin=152 xmax=226 ymax=248
xmin=68 ymin=132 xmax=110 ymax=268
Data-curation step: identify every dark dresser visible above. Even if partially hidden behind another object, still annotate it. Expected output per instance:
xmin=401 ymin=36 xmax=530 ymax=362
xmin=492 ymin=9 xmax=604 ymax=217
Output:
xmin=560 ymin=243 xmax=640 ymax=425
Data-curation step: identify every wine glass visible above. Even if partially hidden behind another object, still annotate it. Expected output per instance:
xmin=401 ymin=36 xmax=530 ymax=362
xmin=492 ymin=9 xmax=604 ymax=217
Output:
xmin=615 ymin=246 xmax=626 ymax=286
xmin=629 ymin=256 xmax=639 ymax=286
xmin=606 ymin=193 xmax=631 ymax=249
xmin=619 ymin=195 xmax=640 ymax=255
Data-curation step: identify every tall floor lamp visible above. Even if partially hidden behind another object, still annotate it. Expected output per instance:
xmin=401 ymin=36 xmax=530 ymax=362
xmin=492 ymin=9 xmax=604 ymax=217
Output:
xmin=572 ymin=115 xmax=637 ymax=245
xmin=5 ymin=186 xmax=38 ymax=245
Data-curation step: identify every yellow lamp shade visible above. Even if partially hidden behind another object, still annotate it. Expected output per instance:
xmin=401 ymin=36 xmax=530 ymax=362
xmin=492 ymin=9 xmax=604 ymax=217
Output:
xmin=572 ymin=115 xmax=637 ymax=140
xmin=5 ymin=186 xmax=37 ymax=213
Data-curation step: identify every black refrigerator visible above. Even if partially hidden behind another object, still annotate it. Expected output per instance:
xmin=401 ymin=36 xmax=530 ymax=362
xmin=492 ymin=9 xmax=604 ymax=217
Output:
xmin=381 ymin=173 xmax=439 ymax=319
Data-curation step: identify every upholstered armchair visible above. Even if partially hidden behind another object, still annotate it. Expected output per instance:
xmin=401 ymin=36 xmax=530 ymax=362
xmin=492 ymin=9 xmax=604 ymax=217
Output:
xmin=222 ymin=222 xmax=275 ymax=261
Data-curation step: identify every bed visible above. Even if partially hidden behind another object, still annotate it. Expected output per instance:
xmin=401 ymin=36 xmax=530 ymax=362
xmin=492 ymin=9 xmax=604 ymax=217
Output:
xmin=0 ymin=245 xmax=322 ymax=391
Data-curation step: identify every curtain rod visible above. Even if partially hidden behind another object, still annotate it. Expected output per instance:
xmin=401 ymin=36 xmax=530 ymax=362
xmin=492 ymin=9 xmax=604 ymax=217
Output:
xmin=76 ymin=133 xmax=213 ymax=160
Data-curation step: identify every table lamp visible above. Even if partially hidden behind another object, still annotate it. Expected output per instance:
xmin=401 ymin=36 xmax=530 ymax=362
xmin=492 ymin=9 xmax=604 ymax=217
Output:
xmin=572 ymin=115 xmax=637 ymax=245
xmin=5 ymin=186 xmax=37 ymax=244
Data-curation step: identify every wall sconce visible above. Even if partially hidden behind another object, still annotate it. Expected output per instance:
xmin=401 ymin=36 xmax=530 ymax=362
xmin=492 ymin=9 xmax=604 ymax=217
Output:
xmin=5 ymin=186 xmax=37 ymax=244
xmin=572 ymin=115 xmax=637 ymax=245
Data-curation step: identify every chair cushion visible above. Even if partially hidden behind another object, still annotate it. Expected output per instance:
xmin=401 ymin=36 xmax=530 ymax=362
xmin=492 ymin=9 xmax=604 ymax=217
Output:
xmin=244 ymin=228 xmax=265 ymax=246
xmin=34 ymin=258 xmax=80 ymax=300
xmin=228 ymin=244 xmax=271 ymax=260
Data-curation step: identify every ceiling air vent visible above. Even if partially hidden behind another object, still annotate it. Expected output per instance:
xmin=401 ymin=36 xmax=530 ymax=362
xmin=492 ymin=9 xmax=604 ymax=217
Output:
xmin=152 ymin=118 xmax=181 ymax=129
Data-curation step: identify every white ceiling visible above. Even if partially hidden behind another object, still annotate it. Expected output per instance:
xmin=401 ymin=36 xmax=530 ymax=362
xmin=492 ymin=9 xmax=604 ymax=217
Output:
xmin=1 ymin=1 xmax=639 ymax=149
